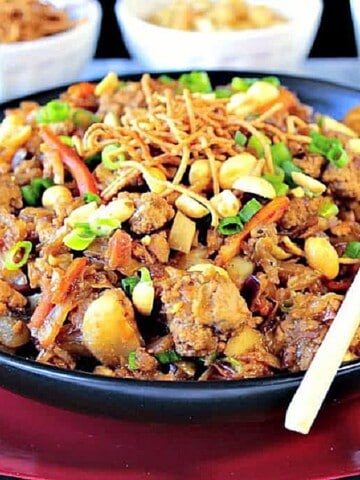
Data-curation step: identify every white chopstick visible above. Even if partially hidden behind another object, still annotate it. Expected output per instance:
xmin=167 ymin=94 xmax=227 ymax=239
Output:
xmin=285 ymin=267 xmax=360 ymax=434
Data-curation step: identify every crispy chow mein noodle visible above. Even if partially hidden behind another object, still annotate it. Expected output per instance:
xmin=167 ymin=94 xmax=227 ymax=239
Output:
xmin=1 ymin=71 xmax=360 ymax=384
xmin=0 ymin=0 xmax=75 ymax=43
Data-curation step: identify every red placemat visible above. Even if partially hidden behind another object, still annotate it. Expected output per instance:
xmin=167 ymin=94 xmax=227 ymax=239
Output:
xmin=0 ymin=388 xmax=360 ymax=480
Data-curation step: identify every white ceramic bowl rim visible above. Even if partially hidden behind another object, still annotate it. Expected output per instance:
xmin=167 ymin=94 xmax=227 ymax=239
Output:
xmin=117 ymin=0 xmax=317 ymax=39
xmin=0 ymin=0 xmax=101 ymax=52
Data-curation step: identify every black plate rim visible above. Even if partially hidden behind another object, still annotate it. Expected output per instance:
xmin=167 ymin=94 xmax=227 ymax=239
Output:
xmin=1 ymin=69 xmax=360 ymax=400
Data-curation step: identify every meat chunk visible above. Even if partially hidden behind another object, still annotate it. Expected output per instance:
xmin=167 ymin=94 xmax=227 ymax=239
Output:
xmin=266 ymin=292 xmax=341 ymax=371
xmin=159 ymin=267 xmax=252 ymax=356
xmin=0 ymin=280 xmax=27 ymax=314
xmin=0 ymin=208 xmax=27 ymax=251
xmin=0 ymin=175 xmax=22 ymax=212
xmin=129 ymin=193 xmax=175 ymax=235
xmin=322 ymin=157 xmax=360 ymax=201
xmin=293 ymin=154 xmax=325 ymax=179
xmin=279 ymin=197 xmax=323 ymax=234
xmin=13 ymin=158 xmax=43 ymax=186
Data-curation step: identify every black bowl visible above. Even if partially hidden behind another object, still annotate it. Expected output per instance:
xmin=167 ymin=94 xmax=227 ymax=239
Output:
xmin=1 ymin=71 xmax=360 ymax=424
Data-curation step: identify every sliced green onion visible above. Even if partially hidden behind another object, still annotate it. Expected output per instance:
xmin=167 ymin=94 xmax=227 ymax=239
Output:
xmin=272 ymin=182 xmax=289 ymax=196
xmin=74 ymin=218 xmax=120 ymax=238
xmin=281 ymin=160 xmax=302 ymax=187
xmin=178 ymin=71 xmax=212 ymax=93
xmin=155 ymin=350 xmax=181 ymax=364
xmin=37 ymin=100 xmax=70 ymax=124
xmin=72 ymin=109 xmax=99 ymax=129
xmin=309 ymin=131 xmax=349 ymax=167
xmin=239 ymin=198 xmax=262 ymax=223
xmin=271 ymin=142 xmax=292 ymax=166
xmin=21 ymin=185 xmax=38 ymax=207
xmin=85 ymin=153 xmax=102 ymax=171
xmin=261 ymin=76 xmax=281 ymax=87
xmin=21 ymin=178 xmax=54 ymax=206
xmin=224 ymin=356 xmax=242 ymax=368
xmin=59 ymin=135 xmax=74 ymax=146
xmin=344 ymin=241 xmax=360 ymax=259
xmin=4 ymin=241 xmax=32 ymax=271
xmin=90 ymin=218 xmax=120 ymax=237
xmin=127 ymin=351 xmax=138 ymax=371
xmin=231 ymin=77 xmax=254 ymax=92
xmin=121 ymin=276 xmax=140 ymax=297
xmin=218 ymin=216 xmax=243 ymax=236
xmin=83 ymin=192 xmax=101 ymax=204
xmin=327 ymin=144 xmax=349 ymax=167
xmin=234 ymin=131 xmax=247 ymax=147
xmin=158 ymin=74 xmax=174 ymax=84
xmin=247 ymin=133 xmax=271 ymax=158
xmin=318 ymin=200 xmax=339 ymax=219
xmin=139 ymin=267 xmax=151 ymax=283
xmin=101 ymin=143 xmax=125 ymax=170
xmin=63 ymin=228 xmax=95 ymax=251
xmin=215 ymin=88 xmax=232 ymax=99
xmin=31 ymin=178 xmax=54 ymax=197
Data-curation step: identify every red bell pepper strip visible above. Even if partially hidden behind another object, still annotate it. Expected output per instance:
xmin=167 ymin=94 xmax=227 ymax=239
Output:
xmin=215 ymin=196 xmax=290 ymax=266
xmin=39 ymin=126 xmax=98 ymax=196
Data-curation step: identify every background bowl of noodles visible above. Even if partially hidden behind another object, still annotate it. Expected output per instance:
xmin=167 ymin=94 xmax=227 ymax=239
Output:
xmin=115 ymin=0 xmax=323 ymax=71
xmin=0 ymin=0 xmax=102 ymax=103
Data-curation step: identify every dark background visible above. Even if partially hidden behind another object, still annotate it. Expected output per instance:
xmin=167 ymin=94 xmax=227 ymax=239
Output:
xmin=95 ymin=0 xmax=358 ymax=59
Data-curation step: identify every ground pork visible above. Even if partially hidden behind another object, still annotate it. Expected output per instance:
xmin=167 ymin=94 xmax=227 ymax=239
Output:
xmin=266 ymin=292 xmax=341 ymax=371
xmin=322 ymin=157 xmax=360 ymax=201
xmin=0 ymin=175 xmax=22 ymax=212
xmin=159 ymin=267 xmax=252 ymax=356
xmin=129 ymin=192 xmax=175 ymax=235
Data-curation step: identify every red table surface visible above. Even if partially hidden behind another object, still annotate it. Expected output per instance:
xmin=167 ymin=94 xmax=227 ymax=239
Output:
xmin=0 ymin=387 xmax=360 ymax=480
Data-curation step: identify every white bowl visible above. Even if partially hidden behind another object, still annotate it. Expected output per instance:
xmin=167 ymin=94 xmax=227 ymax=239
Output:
xmin=115 ymin=0 xmax=323 ymax=71
xmin=0 ymin=0 xmax=102 ymax=103
xmin=350 ymin=0 xmax=360 ymax=59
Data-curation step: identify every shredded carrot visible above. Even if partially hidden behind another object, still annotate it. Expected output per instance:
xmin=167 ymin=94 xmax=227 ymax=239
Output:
xmin=215 ymin=196 xmax=290 ymax=266
xmin=257 ymin=88 xmax=298 ymax=115
xmin=108 ymin=230 xmax=132 ymax=269
xmin=68 ymin=82 xmax=96 ymax=98
xmin=51 ymin=257 xmax=88 ymax=304
xmin=29 ymin=289 xmax=53 ymax=329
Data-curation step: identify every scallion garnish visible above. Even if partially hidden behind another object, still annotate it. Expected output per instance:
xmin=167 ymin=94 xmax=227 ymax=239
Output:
xmin=178 ymin=71 xmax=212 ymax=93
xmin=271 ymin=142 xmax=293 ymax=166
xmin=318 ymin=200 xmax=339 ymax=219
xmin=239 ymin=198 xmax=262 ymax=223
xmin=101 ymin=143 xmax=125 ymax=170
xmin=83 ymin=192 xmax=101 ymax=204
xmin=21 ymin=177 xmax=54 ymax=206
xmin=234 ymin=130 xmax=247 ymax=147
xmin=121 ymin=276 xmax=140 ymax=297
xmin=37 ymin=100 xmax=70 ymax=124
xmin=158 ymin=74 xmax=174 ymax=84
xmin=72 ymin=109 xmax=99 ymax=129
xmin=344 ymin=241 xmax=360 ymax=259
xmin=309 ymin=131 xmax=349 ymax=167
xmin=281 ymin=160 xmax=302 ymax=187
xmin=155 ymin=350 xmax=181 ymax=364
xmin=127 ymin=351 xmax=138 ymax=371
xmin=215 ymin=88 xmax=232 ymax=99
xmin=218 ymin=216 xmax=244 ymax=236
xmin=4 ymin=241 xmax=32 ymax=271
xmin=247 ymin=133 xmax=270 ymax=158
xmin=139 ymin=267 xmax=151 ymax=283
xmin=59 ymin=135 xmax=74 ymax=146
xmin=231 ymin=77 xmax=254 ymax=92
xmin=63 ymin=228 xmax=95 ymax=251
